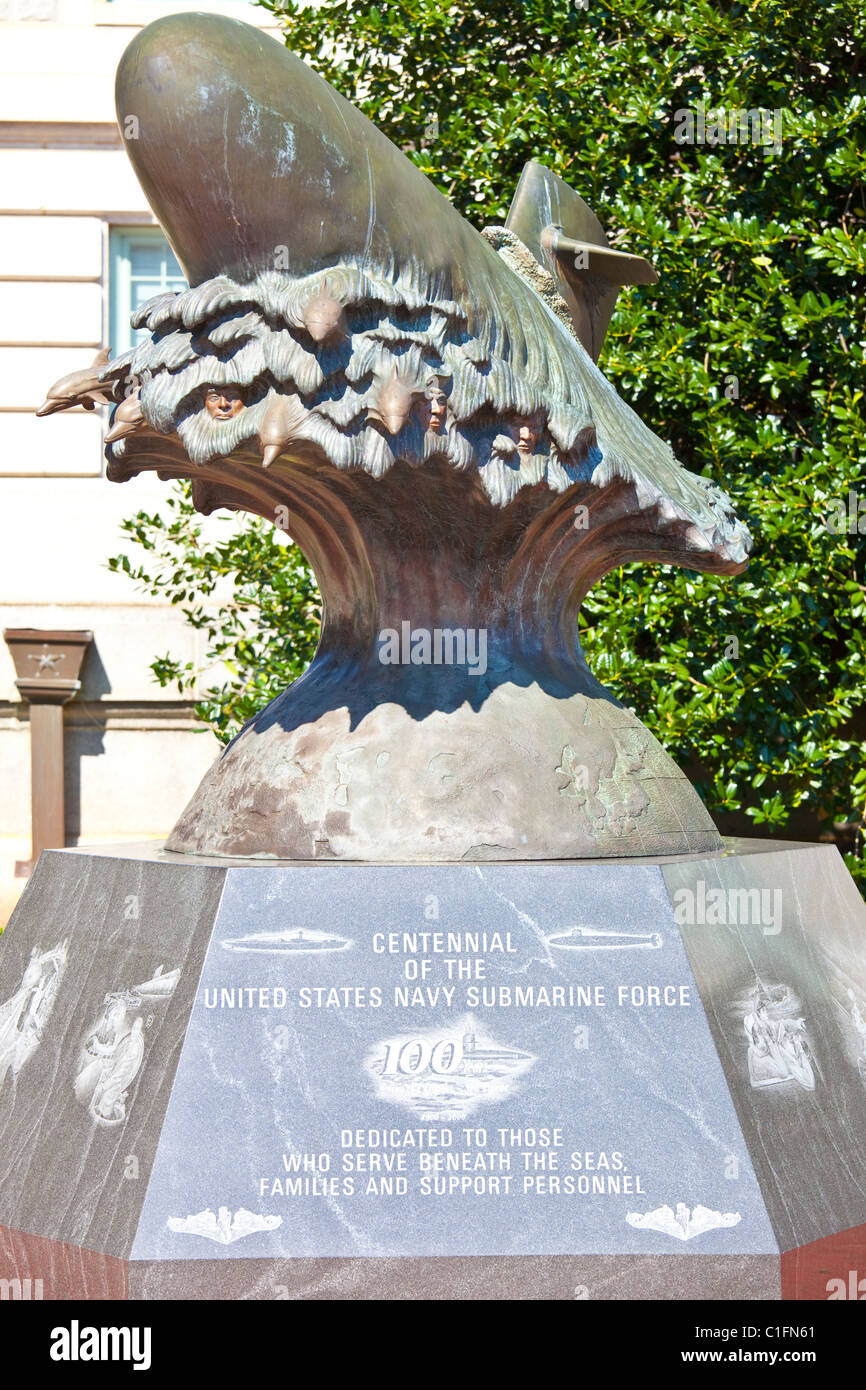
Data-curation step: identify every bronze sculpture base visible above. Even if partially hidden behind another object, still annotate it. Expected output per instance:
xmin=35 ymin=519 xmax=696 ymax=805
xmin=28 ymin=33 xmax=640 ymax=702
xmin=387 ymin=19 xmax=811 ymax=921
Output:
xmin=167 ymin=677 xmax=719 ymax=862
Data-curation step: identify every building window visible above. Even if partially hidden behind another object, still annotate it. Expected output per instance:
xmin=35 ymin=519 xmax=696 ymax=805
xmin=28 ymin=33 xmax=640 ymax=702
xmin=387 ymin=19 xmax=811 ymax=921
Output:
xmin=109 ymin=228 xmax=186 ymax=356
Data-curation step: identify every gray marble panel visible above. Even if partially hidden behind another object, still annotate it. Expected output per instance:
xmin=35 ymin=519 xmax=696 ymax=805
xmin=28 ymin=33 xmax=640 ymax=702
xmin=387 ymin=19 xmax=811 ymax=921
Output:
xmin=664 ymin=843 xmax=866 ymax=1250
xmin=132 ymin=862 xmax=774 ymax=1260
xmin=0 ymin=849 xmax=225 ymax=1256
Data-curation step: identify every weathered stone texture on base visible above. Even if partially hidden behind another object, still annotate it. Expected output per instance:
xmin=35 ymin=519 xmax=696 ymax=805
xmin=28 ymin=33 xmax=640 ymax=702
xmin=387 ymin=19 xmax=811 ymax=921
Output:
xmin=167 ymin=678 xmax=721 ymax=863
xmin=128 ymin=1252 xmax=780 ymax=1302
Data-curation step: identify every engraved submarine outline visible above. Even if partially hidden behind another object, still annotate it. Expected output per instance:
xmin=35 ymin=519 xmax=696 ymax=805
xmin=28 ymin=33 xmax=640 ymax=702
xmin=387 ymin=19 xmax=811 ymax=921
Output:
xmin=545 ymin=925 xmax=663 ymax=951
xmin=221 ymin=926 xmax=353 ymax=955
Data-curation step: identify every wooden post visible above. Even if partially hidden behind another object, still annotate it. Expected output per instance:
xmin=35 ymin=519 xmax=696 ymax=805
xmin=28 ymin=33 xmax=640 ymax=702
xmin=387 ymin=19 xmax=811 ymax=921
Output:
xmin=3 ymin=629 xmax=93 ymax=868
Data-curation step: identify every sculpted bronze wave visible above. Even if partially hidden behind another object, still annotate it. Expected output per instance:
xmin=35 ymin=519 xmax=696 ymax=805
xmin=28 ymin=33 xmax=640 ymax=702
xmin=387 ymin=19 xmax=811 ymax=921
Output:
xmin=40 ymin=14 xmax=750 ymax=862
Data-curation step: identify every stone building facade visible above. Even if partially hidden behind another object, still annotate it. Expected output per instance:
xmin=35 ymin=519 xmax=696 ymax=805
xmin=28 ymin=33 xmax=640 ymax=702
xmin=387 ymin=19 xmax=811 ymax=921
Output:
xmin=0 ymin=1 xmax=281 ymax=920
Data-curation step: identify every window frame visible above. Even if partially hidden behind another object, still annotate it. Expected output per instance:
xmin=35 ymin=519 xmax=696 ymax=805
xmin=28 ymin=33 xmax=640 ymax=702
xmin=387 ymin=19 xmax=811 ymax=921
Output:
xmin=108 ymin=226 xmax=186 ymax=357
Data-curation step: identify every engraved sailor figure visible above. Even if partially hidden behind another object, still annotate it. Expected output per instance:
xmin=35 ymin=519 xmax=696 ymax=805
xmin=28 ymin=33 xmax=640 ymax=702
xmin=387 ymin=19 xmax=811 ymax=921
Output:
xmin=74 ymin=991 xmax=146 ymax=1126
xmin=743 ymin=981 xmax=815 ymax=1093
xmin=73 ymin=965 xmax=179 ymax=1126
xmin=0 ymin=939 xmax=68 ymax=1083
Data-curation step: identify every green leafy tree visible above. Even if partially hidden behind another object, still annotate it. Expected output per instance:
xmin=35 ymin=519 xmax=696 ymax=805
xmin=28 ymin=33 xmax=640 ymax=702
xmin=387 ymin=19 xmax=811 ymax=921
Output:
xmin=109 ymin=489 xmax=320 ymax=739
xmin=112 ymin=0 xmax=866 ymax=881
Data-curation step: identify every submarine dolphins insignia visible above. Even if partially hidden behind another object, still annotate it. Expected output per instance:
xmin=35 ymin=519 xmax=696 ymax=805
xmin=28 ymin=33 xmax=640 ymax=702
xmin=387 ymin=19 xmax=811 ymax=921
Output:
xmin=167 ymin=1207 xmax=282 ymax=1245
xmin=626 ymin=1203 xmax=742 ymax=1241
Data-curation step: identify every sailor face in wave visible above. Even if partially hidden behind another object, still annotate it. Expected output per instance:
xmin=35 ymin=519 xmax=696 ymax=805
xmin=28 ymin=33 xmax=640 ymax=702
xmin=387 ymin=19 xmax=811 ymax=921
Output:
xmin=511 ymin=413 xmax=542 ymax=458
xmin=424 ymin=382 xmax=448 ymax=435
xmin=204 ymin=385 xmax=245 ymax=420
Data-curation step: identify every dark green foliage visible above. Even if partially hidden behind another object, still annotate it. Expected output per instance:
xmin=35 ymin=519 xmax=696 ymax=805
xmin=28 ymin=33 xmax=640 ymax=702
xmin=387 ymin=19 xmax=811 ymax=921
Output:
xmin=113 ymin=0 xmax=866 ymax=880
xmin=108 ymin=487 xmax=320 ymax=739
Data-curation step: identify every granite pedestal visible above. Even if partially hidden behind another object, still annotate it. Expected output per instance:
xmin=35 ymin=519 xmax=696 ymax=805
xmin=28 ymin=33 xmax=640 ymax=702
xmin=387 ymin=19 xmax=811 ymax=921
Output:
xmin=1 ymin=839 xmax=865 ymax=1301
